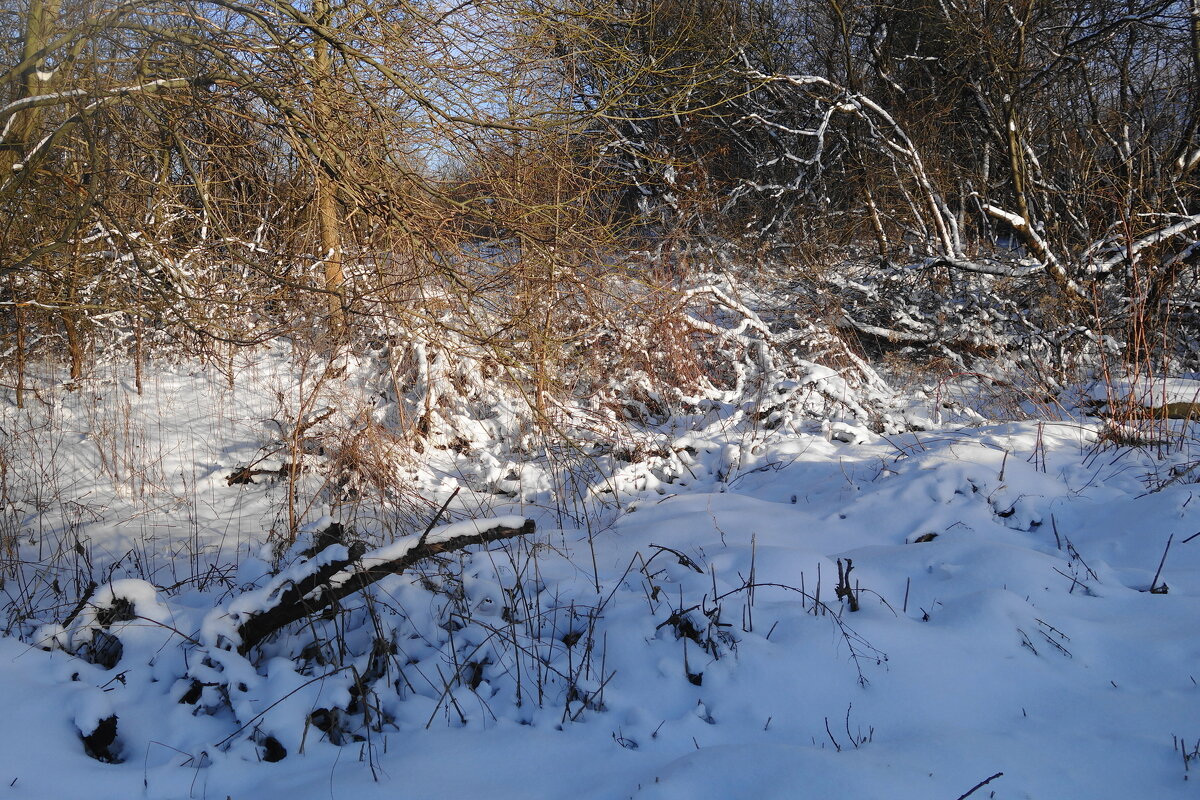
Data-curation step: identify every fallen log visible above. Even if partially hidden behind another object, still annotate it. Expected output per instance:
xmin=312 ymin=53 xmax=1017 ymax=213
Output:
xmin=1084 ymin=400 xmax=1200 ymax=420
xmin=231 ymin=517 xmax=535 ymax=656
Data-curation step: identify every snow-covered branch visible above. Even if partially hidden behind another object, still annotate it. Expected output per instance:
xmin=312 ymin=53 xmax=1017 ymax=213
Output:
xmin=1091 ymin=214 xmax=1200 ymax=274
xmin=0 ymin=77 xmax=213 ymax=149
xmin=208 ymin=517 xmax=536 ymax=656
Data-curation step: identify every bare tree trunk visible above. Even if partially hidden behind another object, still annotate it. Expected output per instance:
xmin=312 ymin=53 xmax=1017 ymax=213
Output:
xmin=11 ymin=279 xmax=25 ymax=409
xmin=317 ymin=183 xmax=345 ymax=329
xmin=1176 ymin=0 xmax=1200 ymax=177
xmin=64 ymin=317 xmax=84 ymax=381
xmin=312 ymin=0 xmax=346 ymax=333
xmin=1 ymin=0 xmax=63 ymax=177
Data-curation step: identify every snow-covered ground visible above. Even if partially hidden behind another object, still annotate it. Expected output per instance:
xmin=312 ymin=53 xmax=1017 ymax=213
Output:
xmin=2 ymin=351 xmax=1198 ymax=799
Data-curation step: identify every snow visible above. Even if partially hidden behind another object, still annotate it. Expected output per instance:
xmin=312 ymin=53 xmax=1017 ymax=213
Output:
xmin=2 ymin=353 xmax=1199 ymax=799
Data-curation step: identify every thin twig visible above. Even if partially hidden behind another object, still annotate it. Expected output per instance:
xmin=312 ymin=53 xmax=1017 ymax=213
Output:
xmin=955 ymin=771 xmax=1004 ymax=800
xmin=1149 ymin=534 xmax=1173 ymax=593
xmin=418 ymin=486 xmax=462 ymax=547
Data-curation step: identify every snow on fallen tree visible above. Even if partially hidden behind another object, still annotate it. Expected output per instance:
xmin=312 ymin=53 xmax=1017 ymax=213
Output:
xmin=45 ymin=514 xmax=535 ymax=761
xmin=204 ymin=516 xmax=536 ymax=657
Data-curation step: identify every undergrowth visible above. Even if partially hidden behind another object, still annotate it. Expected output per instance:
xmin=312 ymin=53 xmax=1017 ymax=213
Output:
xmin=2 ymin=258 xmax=1198 ymax=769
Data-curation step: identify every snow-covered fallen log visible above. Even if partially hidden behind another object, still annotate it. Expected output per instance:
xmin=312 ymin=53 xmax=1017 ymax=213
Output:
xmin=209 ymin=517 xmax=536 ymax=656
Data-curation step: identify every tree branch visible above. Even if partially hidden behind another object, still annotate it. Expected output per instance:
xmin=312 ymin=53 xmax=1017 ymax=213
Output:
xmin=231 ymin=517 xmax=535 ymax=655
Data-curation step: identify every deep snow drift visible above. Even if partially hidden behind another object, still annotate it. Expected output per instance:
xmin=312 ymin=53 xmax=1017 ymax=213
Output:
xmin=1 ymin=351 xmax=1198 ymax=799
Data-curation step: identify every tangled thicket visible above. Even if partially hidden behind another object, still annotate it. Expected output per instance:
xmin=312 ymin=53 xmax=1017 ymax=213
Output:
xmin=3 ymin=0 xmax=1199 ymax=428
